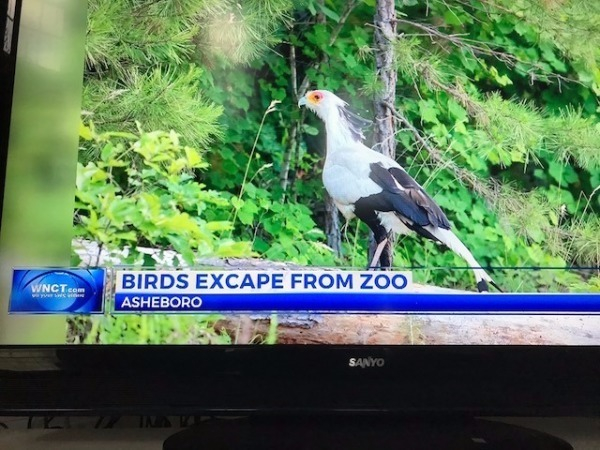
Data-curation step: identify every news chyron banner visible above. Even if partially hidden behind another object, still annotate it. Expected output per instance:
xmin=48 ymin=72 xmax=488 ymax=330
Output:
xmin=113 ymin=270 xmax=413 ymax=313
xmin=111 ymin=270 xmax=600 ymax=314
xmin=9 ymin=268 xmax=106 ymax=314
xmin=8 ymin=268 xmax=600 ymax=314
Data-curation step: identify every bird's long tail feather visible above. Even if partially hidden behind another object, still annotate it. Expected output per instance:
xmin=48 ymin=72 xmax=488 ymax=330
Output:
xmin=427 ymin=227 xmax=500 ymax=293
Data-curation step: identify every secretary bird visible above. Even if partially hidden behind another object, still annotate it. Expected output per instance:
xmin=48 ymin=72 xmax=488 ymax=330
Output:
xmin=298 ymin=89 xmax=499 ymax=292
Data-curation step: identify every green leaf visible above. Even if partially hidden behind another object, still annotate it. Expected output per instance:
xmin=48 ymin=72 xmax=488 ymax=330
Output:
xmin=317 ymin=3 xmax=340 ymax=22
xmin=514 ymin=21 xmax=531 ymax=37
xmin=489 ymin=67 xmax=512 ymax=86
xmin=167 ymin=234 xmax=196 ymax=264
xmin=185 ymin=147 xmax=203 ymax=167
xmin=215 ymin=241 xmax=254 ymax=257
xmin=230 ymin=197 xmax=244 ymax=210
xmin=142 ymin=253 xmax=156 ymax=267
xmin=443 ymin=10 xmax=463 ymax=27
xmin=206 ymin=221 xmax=232 ymax=232
xmin=548 ymin=160 xmax=578 ymax=185
xmin=418 ymin=100 xmax=439 ymax=124
xmin=79 ymin=122 xmax=93 ymax=140
xmin=447 ymin=99 xmax=467 ymax=122
xmin=302 ymin=124 xmax=319 ymax=136
xmin=238 ymin=200 xmax=259 ymax=225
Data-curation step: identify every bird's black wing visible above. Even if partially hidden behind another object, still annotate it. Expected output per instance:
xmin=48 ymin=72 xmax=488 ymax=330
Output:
xmin=368 ymin=162 xmax=451 ymax=230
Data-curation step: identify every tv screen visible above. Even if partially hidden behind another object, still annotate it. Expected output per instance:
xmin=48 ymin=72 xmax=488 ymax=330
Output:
xmin=1 ymin=0 xmax=599 ymax=352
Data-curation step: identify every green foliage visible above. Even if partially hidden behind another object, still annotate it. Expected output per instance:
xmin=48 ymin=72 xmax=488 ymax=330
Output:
xmin=75 ymin=122 xmax=252 ymax=265
xmin=72 ymin=123 xmax=254 ymax=345
xmin=566 ymin=215 xmax=600 ymax=267
xmin=69 ymin=314 xmax=230 ymax=344
xmin=548 ymin=109 xmax=600 ymax=170
xmin=82 ymin=0 xmax=337 ymax=271
xmin=496 ymin=0 xmax=600 ymax=73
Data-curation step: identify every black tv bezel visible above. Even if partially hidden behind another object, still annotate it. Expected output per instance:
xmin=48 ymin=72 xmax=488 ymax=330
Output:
xmin=0 ymin=344 xmax=599 ymax=416
xmin=0 ymin=0 xmax=20 ymax=228
xmin=1 ymin=0 xmax=600 ymax=419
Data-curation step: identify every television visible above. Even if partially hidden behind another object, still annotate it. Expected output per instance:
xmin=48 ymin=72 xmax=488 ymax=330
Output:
xmin=1 ymin=0 xmax=599 ymax=448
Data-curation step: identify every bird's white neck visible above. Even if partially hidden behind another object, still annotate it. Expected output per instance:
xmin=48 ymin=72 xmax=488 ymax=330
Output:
xmin=322 ymin=107 xmax=360 ymax=156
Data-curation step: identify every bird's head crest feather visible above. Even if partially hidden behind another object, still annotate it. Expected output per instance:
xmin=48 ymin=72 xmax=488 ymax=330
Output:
xmin=298 ymin=89 xmax=371 ymax=143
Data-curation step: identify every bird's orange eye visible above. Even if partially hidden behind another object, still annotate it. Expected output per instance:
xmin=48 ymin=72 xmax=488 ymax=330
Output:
xmin=312 ymin=92 xmax=324 ymax=102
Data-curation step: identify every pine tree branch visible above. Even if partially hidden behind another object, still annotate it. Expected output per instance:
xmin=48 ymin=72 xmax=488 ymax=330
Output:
xmin=395 ymin=18 xmax=513 ymax=62
xmin=392 ymin=18 xmax=582 ymax=86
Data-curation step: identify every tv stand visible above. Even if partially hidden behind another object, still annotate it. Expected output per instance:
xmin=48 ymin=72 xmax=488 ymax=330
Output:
xmin=163 ymin=416 xmax=573 ymax=450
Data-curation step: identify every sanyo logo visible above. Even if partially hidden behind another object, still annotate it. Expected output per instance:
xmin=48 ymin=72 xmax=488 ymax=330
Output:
xmin=348 ymin=357 xmax=385 ymax=368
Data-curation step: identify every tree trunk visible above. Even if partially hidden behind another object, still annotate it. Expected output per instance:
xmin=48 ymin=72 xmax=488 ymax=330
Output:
xmin=280 ymin=43 xmax=299 ymax=194
xmin=373 ymin=0 xmax=397 ymax=158
xmin=369 ymin=0 xmax=397 ymax=268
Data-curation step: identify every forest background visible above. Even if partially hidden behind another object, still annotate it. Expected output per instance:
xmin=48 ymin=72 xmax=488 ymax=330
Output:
xmin=71 ymin=0 xmax=600 ymax=343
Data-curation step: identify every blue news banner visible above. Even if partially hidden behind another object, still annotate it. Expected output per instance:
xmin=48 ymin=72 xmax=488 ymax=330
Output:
xmin=113 ymin=270 xmax=600 ymax=314
xmin=8 ymin=268 xmax=600 ymax=315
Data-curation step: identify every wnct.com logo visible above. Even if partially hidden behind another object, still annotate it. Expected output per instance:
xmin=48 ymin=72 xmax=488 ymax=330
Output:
xmin=30 ymin=282 xmax=86 ymax=298
xmin=10 ymin=269 xmax=105 ymax=314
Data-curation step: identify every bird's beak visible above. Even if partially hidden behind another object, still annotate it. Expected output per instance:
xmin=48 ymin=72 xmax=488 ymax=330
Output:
xmin=298 ymin=95 xmax=307 ymax=107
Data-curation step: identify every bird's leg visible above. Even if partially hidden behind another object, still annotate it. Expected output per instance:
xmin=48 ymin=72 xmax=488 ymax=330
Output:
xmin=369 ymin=238 xmax=388 ymax=270
xmin=378 ymin=242 xmax=392 ymax=270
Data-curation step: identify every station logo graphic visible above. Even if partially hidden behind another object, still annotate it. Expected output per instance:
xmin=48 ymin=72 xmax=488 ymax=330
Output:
xmin=9 ymin=268 xmax=105 ymax=314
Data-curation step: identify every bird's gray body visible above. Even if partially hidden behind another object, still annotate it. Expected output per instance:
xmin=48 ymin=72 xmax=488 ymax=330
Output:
xmin=324 ymin=143 xmax=385 ymax=218
xmin=323 ymin=140 xmax=414 ymax=235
